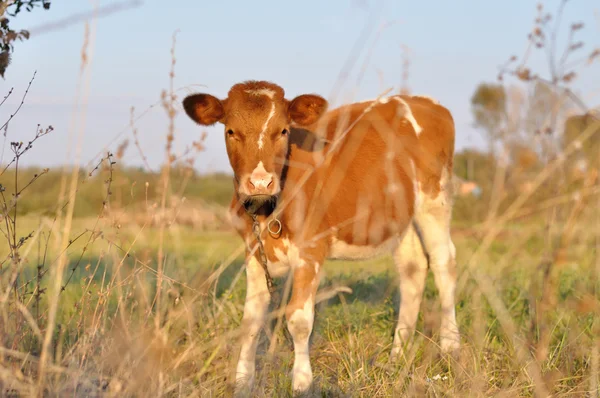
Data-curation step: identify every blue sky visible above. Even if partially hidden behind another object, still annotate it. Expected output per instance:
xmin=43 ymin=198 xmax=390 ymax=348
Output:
xmin=1 ymin=0 xmax=598 ymax=174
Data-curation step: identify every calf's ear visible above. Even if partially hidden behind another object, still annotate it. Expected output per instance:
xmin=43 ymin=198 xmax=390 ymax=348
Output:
xmin=288 ymin=94 xmax=328 ymax=126
xmin=182 ymin=94 xmax=225 ymax=125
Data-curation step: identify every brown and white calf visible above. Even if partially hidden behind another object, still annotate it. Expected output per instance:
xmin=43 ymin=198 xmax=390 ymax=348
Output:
xmin=183 ymin=81 xmax=459 ymax=393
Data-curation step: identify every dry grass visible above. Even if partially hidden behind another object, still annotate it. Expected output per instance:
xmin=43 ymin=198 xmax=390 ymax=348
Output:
xmin=0 ymin=206 xmax=597 ymax=397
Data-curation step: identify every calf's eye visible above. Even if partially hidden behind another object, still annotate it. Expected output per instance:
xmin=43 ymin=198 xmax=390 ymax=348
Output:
xmin=281 ymin=129 xmax=289 ymax=136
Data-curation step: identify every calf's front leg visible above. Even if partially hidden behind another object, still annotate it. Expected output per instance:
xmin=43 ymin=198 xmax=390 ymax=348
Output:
xmin=235 ymin=255 xmax=270 ymax=391
xmin=286 ymin=258 xmax=320 ymax=393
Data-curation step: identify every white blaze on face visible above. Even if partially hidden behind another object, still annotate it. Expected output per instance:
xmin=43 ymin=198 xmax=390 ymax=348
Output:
xmin=258 ymin=101 xmax=276 ymax=150
xmin=245 ymin=88 xmax=276 ymax=150
xmin=249 ymin=161 xmax=271 ymax=190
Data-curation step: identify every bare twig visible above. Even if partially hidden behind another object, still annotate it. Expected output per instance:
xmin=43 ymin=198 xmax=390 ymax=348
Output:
xmin=0 ymin=71 xmax=36 ymax=136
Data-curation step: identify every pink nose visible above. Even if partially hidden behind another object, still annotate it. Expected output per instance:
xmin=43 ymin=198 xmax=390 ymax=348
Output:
xmin=246 ymin=174 xmax=273 ymax=195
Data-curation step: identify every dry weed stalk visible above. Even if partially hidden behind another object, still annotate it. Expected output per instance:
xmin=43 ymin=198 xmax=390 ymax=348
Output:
xmin=153 ymin=29 xmax=179 ymax=338
xmin=465 ymin=1 xmax=600 ymax=394
xmin=36 ymin=11 xmax=98 ymax=394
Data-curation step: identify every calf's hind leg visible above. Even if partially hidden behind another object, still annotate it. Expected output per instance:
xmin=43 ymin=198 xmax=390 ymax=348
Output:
xmin=414 ymin=189 xmax=460 ymax=353
xmin=391 ymin=222 xmax=429 ymax=359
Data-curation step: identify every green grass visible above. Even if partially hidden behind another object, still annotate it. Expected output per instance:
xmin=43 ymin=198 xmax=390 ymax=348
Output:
xmin=2 ymin=210 xmax=598 ymax=396
xmin=0 ymin=166 xmax=235 ymax=218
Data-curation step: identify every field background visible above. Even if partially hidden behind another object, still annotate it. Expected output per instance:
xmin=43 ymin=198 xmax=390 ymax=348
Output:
xmin=1 ymin=0 xmax=600 ymax=397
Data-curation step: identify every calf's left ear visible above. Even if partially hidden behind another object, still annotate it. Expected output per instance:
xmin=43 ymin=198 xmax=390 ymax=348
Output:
xmin=182 ymin=93 xmax=225 ymax=126
xmin=288 ymin=94 xmax=328 ymax=126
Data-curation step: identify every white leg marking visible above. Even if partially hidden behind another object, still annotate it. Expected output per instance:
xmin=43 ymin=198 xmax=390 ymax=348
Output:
xmin=235 ymin=256 xmax=270 ymax=389
xmin=415 ymin=174 xmax=460 ymax=353
xmin=288 ymin=297 xmax=315 ymax=393
xmin=391 ymin=224 xmax=428 ymax=359
xmin=426 ymin=231 xmax=459 ymax=353
xmin=392 ymin=97 xmax=423 ymax=136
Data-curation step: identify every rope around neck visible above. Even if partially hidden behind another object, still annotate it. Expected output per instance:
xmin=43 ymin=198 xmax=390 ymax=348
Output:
xmin=248 ymin=213 xmax=276 ymax=295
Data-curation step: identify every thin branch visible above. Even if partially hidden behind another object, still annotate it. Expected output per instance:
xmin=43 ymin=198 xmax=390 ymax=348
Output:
xmin=0 ymin=71 xmax=36 ymax=136
xmin=0 ymin=88 xmax=14 ymax=108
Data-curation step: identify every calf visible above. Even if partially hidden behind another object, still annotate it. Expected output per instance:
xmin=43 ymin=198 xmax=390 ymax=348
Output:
xmin=182 ymin=81 xmax=459 ymax=393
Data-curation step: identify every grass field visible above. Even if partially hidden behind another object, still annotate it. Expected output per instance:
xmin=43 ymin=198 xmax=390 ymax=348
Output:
xmin=1 ymin=204 xmax=598 ymax=396
xmin=1 ymin=107 xmax=598 ymax=397
xmin=2 ymin=0 xmax=599 ymax=395
xmin=1 ymin=2 xmax=599 ymax=394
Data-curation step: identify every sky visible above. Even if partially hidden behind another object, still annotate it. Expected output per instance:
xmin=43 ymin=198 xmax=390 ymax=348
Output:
xmin=1 ymin=0 xmax=599 ymax=174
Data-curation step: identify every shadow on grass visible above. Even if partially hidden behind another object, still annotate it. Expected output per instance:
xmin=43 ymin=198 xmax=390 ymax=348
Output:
xmin=319 ymin=270 xmax=400 ymax=306
xmin=29 ymin=252 xmax=248 ymax=314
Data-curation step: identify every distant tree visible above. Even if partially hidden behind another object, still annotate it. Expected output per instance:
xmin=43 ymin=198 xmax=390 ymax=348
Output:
xmin=470 ymin=83 xmax=507 ymax=152
xmin=523 ymin=81 xmax=574 ymax=162
xmin=526 ymin=82 xmax=556 ymax=134
xmin=0 ymin=0 xmax=51 ymax=78
xmin=453 ymin=148 xmax=496 ymax=185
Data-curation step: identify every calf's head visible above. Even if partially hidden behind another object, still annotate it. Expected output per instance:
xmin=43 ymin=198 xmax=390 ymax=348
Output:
xmin=183 ymin=81 xmax=327 ymax=205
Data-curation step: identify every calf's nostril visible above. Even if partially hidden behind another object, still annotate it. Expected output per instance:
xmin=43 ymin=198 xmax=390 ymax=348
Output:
xmin=245 ymin=175 xmax=274 ymax=194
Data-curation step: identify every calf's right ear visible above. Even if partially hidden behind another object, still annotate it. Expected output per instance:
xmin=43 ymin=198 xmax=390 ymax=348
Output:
xmin=182 ymin=94 xmax=225 ymax=126
xmin=288 ymin=94 xmax=328 ymax=126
